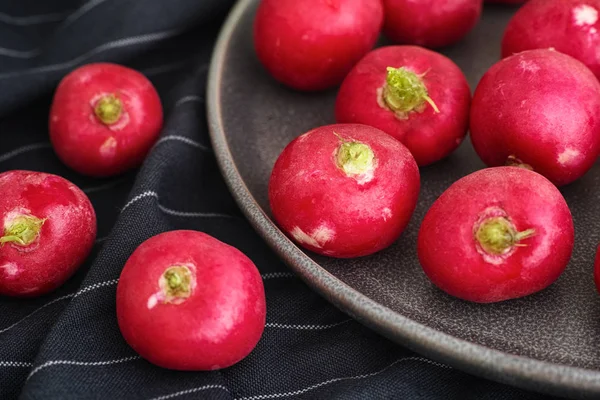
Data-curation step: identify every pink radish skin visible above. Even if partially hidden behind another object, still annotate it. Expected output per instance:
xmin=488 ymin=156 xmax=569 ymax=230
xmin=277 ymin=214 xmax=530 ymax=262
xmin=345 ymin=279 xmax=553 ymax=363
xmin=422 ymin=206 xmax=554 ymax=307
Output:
xmin=116 ymin=230 xmax=266 ymax=371
xmin=269 ymin=124 xmax=420 ymax=258
xmin=49 ymin=63 xmax=163 ymax=178
xmin=502 ymin=0 xmax=600 ymax=80
xmin=418 ymin=167 xmax=574 ymax=303
xmin=0 ymin=171 xmax=96 ymax=297
xmin=382 ymin=0 xmax=482 ymax=49
xmin=335 ymin=46 xmax=471 ymax=166
xmin=470 ymin=49 xmax=600 ymax=186
xmin=253 ymin=0 xmax=384 ymax=91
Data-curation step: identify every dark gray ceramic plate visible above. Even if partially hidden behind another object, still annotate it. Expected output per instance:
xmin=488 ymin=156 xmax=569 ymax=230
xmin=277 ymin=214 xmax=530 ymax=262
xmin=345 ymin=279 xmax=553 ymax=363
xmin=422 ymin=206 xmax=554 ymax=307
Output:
xmin=207 ymin=1 xmax=600 ymax=398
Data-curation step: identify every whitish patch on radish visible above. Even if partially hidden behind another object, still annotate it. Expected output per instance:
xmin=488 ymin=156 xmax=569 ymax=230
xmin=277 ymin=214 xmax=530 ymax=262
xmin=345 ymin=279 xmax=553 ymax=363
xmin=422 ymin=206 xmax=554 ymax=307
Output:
xmin=558 ymin=148 xmax=581 ymax=165
xmin=519 ymin=60 xmax=540 ymax=72
xmin=0 ymin=263 xmax=18 ymax=276
xmin=147 ymin=293 xmax=159 ymax=309
xmin=355 ymin=168 xmax=375 ymax=185
xmin=573 ymin=5 xmax=598 ymax=26
xmin=291 ymin=225 xmax=335 ymax=248
xmin=100 ymin=137 xmax=117 ymax=157
xmin=382 ymin=208 xmax=392 ymax=221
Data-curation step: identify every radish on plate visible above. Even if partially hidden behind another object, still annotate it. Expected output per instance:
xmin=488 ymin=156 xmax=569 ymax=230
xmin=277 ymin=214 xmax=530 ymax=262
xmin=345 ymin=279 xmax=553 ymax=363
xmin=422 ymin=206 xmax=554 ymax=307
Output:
xmin=269 ymin=123 xmax=420 ymax=258
xmin=116 ymin=230 xmax=266 ymax=371
xmin=502 ymin=0 xmax=600 ymax=80
xmin=253 ymin=0 xmax=384 ymax=91
xmin=335 ymin=45 xmax=471 ymax=166
xmin=470 ymin=49 xmax=600 ymax=186
xmin=418 ymin=167 xmax=574 ymax=303
xmin=0 ymin=170 xmax=96 ymax=297
xmin=381 ymin=0 xmax=482 ymax=49
xmin=49 ymin=63 xmax=163 ymax=177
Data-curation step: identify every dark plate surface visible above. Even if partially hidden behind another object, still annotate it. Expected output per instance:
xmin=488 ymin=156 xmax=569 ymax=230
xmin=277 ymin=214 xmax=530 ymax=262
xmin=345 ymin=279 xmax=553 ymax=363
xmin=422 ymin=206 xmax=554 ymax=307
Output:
xmin=207 ymin=1 xmax=600 ymax=398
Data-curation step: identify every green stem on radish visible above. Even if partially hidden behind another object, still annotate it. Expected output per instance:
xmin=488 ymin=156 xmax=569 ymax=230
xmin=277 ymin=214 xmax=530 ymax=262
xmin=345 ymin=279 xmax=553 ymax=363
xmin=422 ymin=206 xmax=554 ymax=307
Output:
xmin=161 ymin=266 xmax=192 ymax=302
xmin=0 ymin=214 xmax=45 ymax=247
xmin=475 ymin=216 xmax=535 ymax=255
xmin=382 ymin=66 xmax=440 ymax=114
xmin=94 ymin=94 xmax=123 ymax=125
xmin=334 ymin=133 xmax=375 ymax=177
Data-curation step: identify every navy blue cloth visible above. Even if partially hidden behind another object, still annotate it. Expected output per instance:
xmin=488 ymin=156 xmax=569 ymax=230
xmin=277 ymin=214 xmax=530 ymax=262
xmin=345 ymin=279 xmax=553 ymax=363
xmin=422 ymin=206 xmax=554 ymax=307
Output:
xmin=0 ymin=1 xmax=559 ymax=399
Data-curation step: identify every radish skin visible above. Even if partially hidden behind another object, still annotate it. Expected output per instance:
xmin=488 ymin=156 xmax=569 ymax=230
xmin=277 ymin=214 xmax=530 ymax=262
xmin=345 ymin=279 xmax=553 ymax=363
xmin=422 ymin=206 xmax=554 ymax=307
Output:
xmin=470 ymin=49 xmax=600 ymax=186
xmin=269 ymin=123 xmax=420 ymax=258
xmin=502 ymin=0 xmax=600 ymax=80
xmin=418 ymin=167 xmax=574 ymax=303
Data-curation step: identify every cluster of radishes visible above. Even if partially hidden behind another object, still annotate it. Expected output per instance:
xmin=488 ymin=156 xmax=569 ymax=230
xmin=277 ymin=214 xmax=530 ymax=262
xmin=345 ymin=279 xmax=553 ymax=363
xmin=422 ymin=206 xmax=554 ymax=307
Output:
xmin=1 ymin=64 xmax=266 ymax=371
xmin=0 ymin=63 xmax=164 ymax=298
xmin=259 ymin=0 xmax=600 ymax=303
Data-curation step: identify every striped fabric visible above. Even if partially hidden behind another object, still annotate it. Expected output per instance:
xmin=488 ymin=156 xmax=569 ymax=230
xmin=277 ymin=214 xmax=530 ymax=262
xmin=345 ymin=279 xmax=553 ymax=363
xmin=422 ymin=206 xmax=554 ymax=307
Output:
xmin=0 ymin=1 xmax=556 ymax=399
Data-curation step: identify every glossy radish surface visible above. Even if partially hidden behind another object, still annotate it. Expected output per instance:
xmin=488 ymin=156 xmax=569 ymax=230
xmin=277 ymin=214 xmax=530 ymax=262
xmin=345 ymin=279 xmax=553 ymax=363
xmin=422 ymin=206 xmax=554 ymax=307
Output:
xmin=253 ymin=0 xmax=384 ymax=91
xmin=335 ymin=46 xmax=471 ymax=166
xmin=269 ymin=123 xmax=420 ymax=258
xmin=418 ymin=167 xmax=574 ymax=303
xmin=116 ymin=230 xmax=266 ymax=371
xmin=382 ymin=0 xmax=482 ymax=48
xmin=0 ymin=170 xmax=96 ymax=297
xmin=470 ymin=49 xmax=600 ymax=186
xmin=502 ymin=0 xmax=600 ymax=80
xmin=49 ymin=63 xmax=163 ymax=177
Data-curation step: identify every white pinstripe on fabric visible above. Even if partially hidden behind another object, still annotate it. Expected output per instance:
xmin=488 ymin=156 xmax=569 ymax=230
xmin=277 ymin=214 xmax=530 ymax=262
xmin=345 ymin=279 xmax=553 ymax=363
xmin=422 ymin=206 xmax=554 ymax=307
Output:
xmin=147 ymin=385 xmax=230 ymax=400
xmin=264 ymin=320 xmax=352 ymax=330
xmin=154 ymin=136 xmax=210 ymax=152
xmin=0 ymin=29 xmax=182 ymax=79
xmin=0 ymin=279 xmax=118 ymax=336
xmin=121 ymin=191 xmax=235 ymax=219
xmin=0 ymin=143 xmax=52 ymax=164
xmin=27 ymin=356 xmax=141 ymax=380
xmin=0 ymin=47 xmax=40 ymax=58
xmin=0 ymin=361 xmax=34 ymax=368
xmin=236 ymin=357 xmax=451 ymax=400
xmin=0 ymin=11 xmax=67 ymax=26
xmin=60 ymin=0 xmax=109 ymax=29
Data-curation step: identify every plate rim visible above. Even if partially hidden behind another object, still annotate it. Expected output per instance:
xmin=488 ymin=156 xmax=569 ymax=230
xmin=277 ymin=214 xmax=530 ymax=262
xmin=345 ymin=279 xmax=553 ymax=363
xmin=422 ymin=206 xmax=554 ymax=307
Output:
xmin=206 ymin=0 xmax=600 ymax=397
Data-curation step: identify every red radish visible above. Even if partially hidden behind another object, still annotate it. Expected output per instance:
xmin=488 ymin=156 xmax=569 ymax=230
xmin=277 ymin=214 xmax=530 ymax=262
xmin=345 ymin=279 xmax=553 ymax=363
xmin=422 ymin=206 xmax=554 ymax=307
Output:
xmin=49 ymin=63 xmax=163 ymax=177
xmin=116 ymin=230 xmax=266 ymax=371
xmin=501 ymin=0 xmax=600 ymax=80
xmin=253 ymin=0 xmax=384 ymax=91
xmin=381 ymin=0 xmax=482 ymax=49
xmin=335 ymin=46 xmax=471 ymax=166
xmin=0 ymin=170 xmax=96 ymax=297
xmin=269 ymin=123 xmax=420 ymax=258
xmin=418 ymin=167 xmax=574 ymax=303
xmin=470 ymin=49 xmax=600 ymax=186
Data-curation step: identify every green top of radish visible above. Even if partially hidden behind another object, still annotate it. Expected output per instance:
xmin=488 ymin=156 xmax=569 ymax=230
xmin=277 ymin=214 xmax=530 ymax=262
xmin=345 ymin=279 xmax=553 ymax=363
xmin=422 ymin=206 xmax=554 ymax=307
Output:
xmin=160 ymin=266 xmax=192 ymax=303
xmin=94 ymin=94 xmax=123 ymax=125
xmin=383 ymin=67 xmax=440 ymax=115
xmin=0 ymin=214 xmax=45 ymax=247
xmin=475 ymin=216 xmax=535 ymax=255
xmin=334 ymin=133 xmax=375 ymax=180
